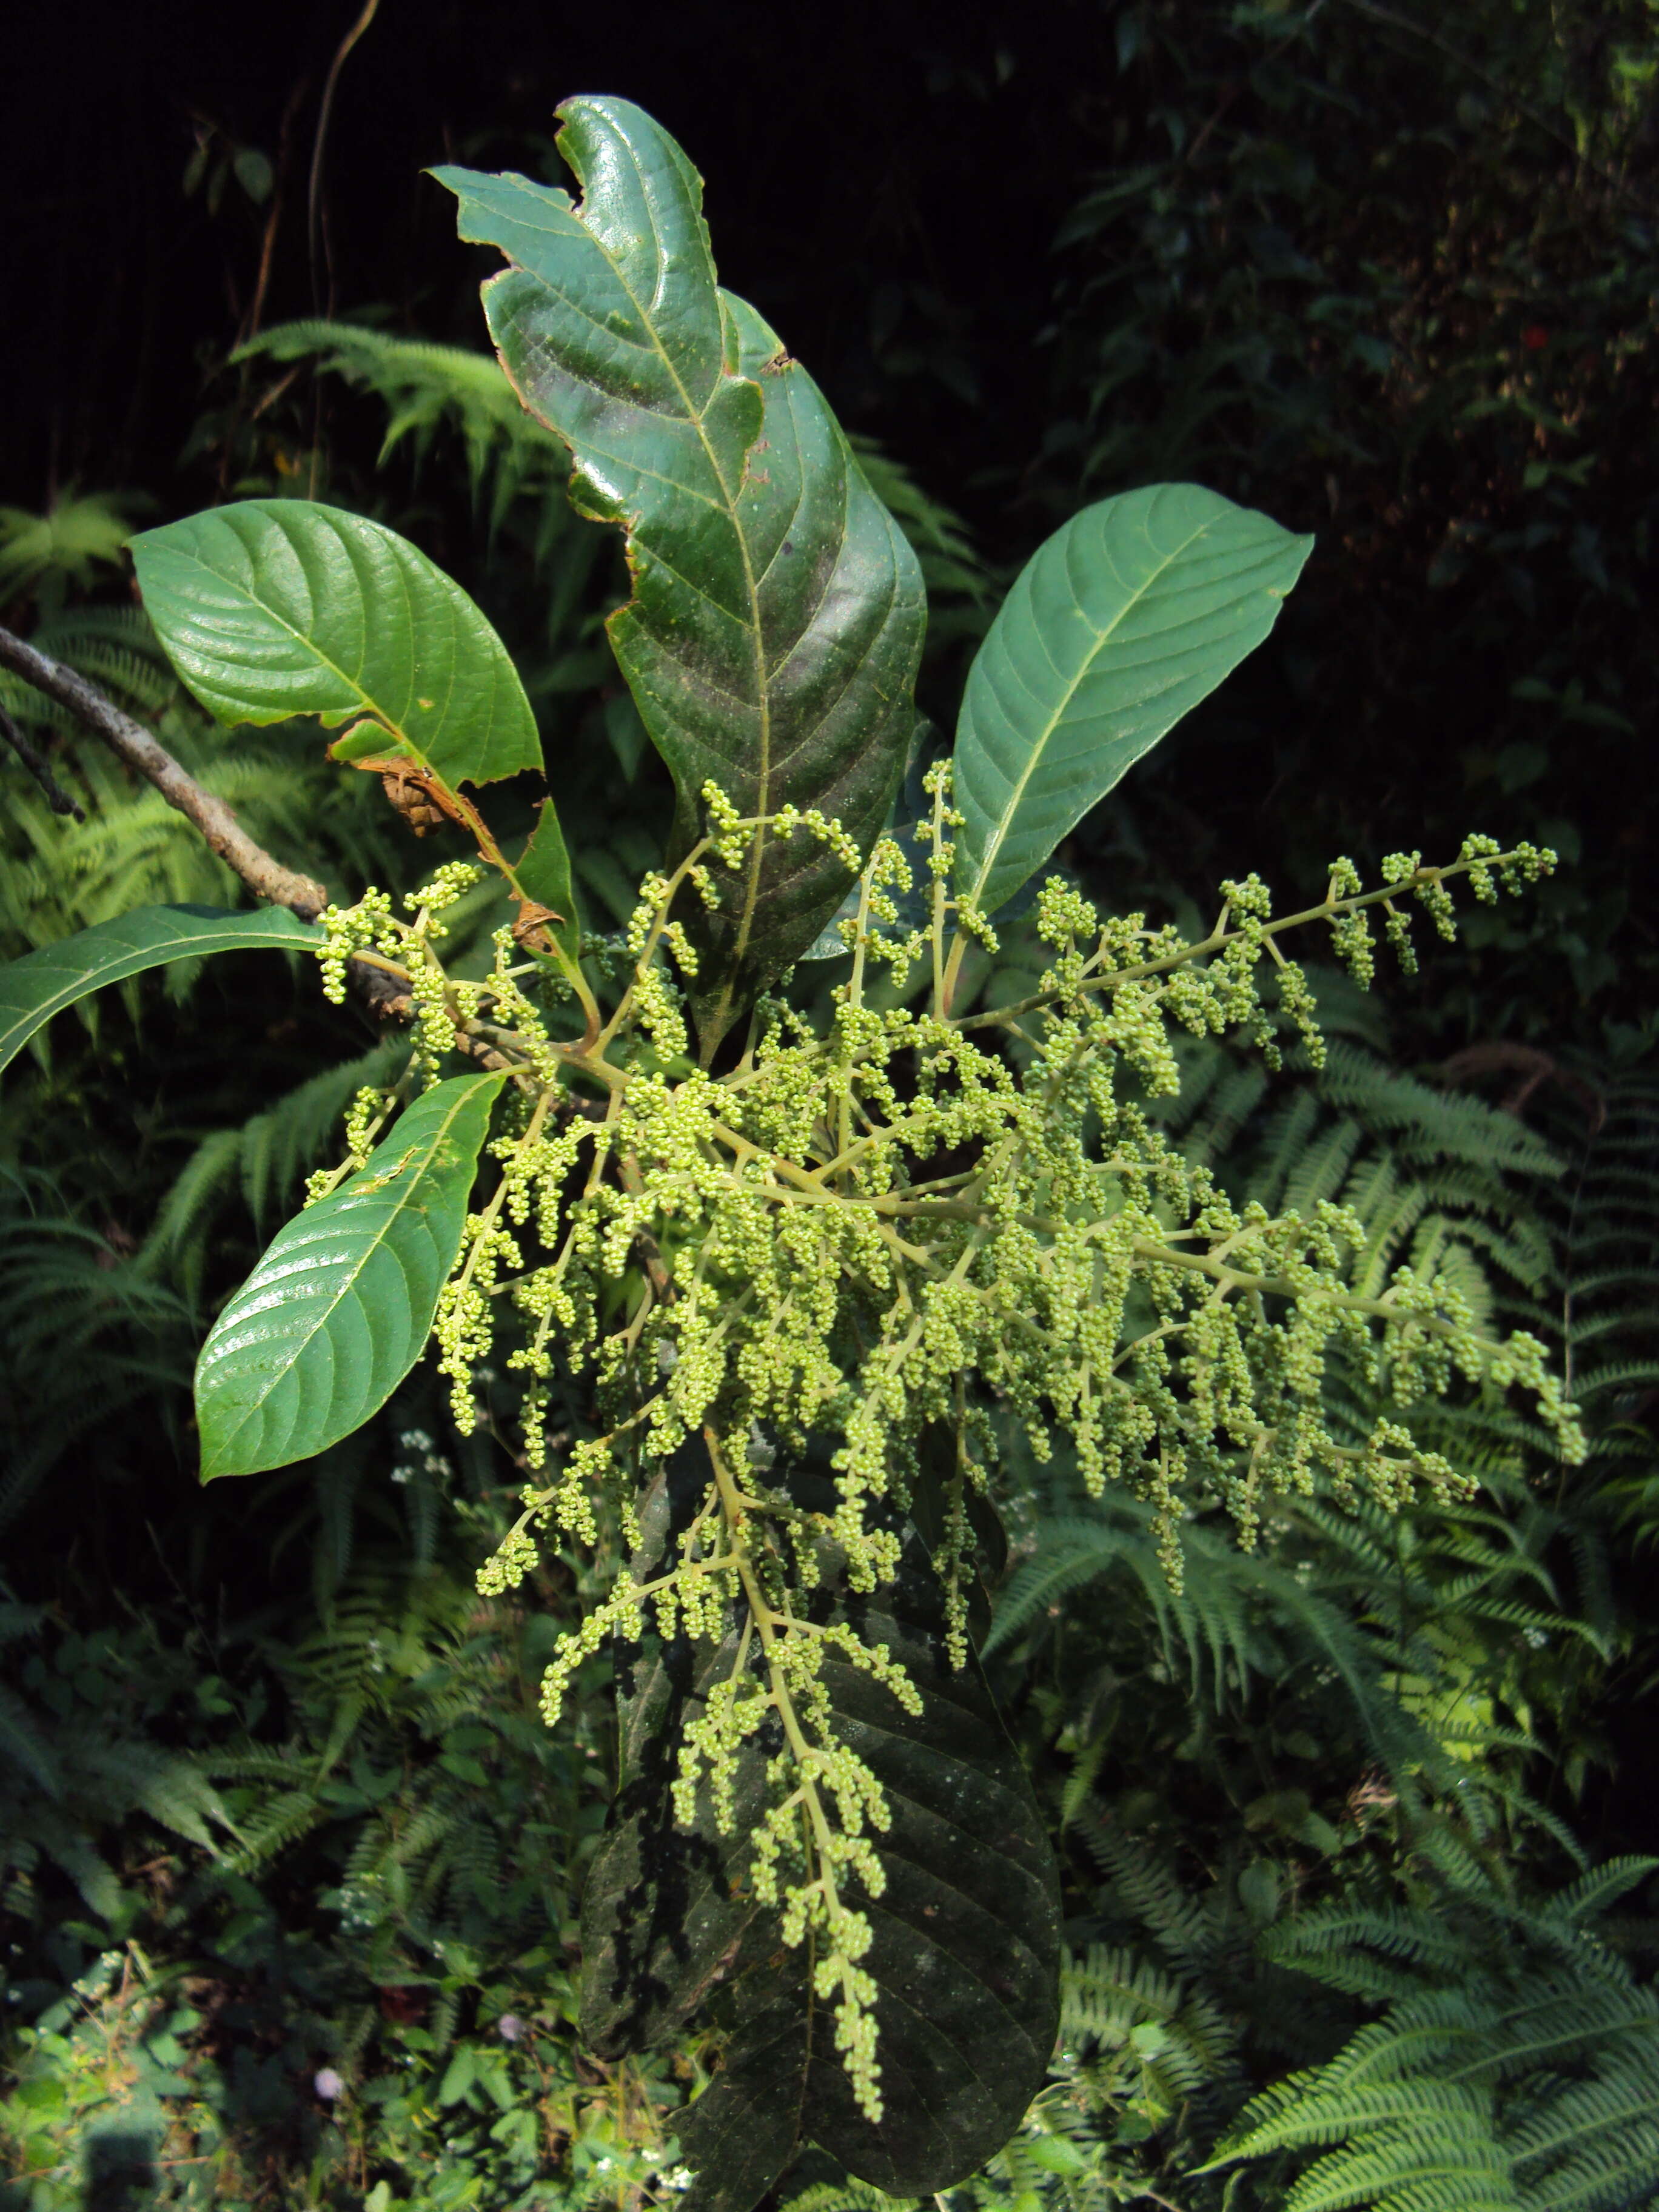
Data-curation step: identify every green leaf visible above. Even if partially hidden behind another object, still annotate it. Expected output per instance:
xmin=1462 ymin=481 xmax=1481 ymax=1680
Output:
xmin=578 ymin=1460 xmax=783 ymax=2064
xmin=232 ymin=147 xmax=275 ymax=205
xmin=129 ymin=498 xmax=543 ymax=792
xmin=952 ymin=484 xmax=1313 ymax=917
xmin=194 ymin=1071 xmax=504 ymax=1480
xmin=1028 ymin=2131 xmax=1092 ymax=2172
xmin=437 ymin=2047 xmax=477 ymax=2106
xmin=434 ymin=98 xmax=925 ymax=1053
xmin=581 ymin=1458 xmax=1059 ymax=2209
xmin=509 ymin=799 xmax=581 ymax=968
xmin=0 ymin=905 xmax=323 ymax=1074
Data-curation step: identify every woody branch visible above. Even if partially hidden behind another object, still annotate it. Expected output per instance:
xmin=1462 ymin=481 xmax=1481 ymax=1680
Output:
xmin=0 ymin=622 xmax=330 ymax=919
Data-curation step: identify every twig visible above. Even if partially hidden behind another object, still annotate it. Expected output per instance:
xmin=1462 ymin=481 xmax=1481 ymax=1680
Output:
xmin=0 ymin=701 xmax=86 ymax=822
xmin=0 ymin=622 xmax=329 ymax=918
xmin=308 ymin=0 xmax=382 ymax=317
xmin=617 ymin=1152 xmax=677 ymax=1304
xmin=241 ymin=75 xmax=310 ymax=348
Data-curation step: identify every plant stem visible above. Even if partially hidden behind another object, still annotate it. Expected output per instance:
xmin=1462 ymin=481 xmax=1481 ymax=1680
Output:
xmin=703 ymin=1429 xmax=855 ymax=1959
xmin=0 ymin=701 xmax=85 ymax=820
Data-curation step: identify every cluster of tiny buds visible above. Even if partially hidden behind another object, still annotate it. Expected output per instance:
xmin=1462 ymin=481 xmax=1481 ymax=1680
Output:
xmin=538 ymin=1585 xmax=645 ymax=1731
xmin=303 ymin=1082 xmax=400 ymax=1205
xmin=292 ymin=811 xmax=1573 ymax=2124
xmin=769 ymin=801 xmax=862 ymax=872
xmin=700 ymin=780 xmax=752 ymax=869
xmin=317 ymin=887 xmax=399 ymax=1004
xmin=475 ymin=1521 xmax=539 ymax=1598
xmin=405 ymin=860 xmax=484 ymax=919
xmin=918 ymin=758 xmax=964 ymax=885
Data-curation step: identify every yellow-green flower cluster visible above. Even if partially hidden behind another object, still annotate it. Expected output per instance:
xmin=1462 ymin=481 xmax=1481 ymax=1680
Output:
xmin=307 ymin=782 xmax=1574 ymax=2123
xmin=303 ymin=1081 xmax=400 ymax=1205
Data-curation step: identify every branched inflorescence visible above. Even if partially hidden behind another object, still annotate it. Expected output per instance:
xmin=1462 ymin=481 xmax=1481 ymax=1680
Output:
xmin=309 ymin=782 xmax=1575 ymax=2120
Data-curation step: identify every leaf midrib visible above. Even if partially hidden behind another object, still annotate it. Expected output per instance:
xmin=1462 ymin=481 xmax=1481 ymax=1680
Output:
xmin=562 ymin=185 xmax=774 ymax=1019
xmin=202 ymin=1076 xmax=494 ymax=1465
xmin=964 ymin=515 xmax=1211 ymax=907
xmin=160 ymin=522 xmax=461 ymax=781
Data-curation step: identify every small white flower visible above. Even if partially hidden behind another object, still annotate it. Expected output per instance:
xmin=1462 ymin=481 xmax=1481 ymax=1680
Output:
xmin=313 ymin=2068 xmax=344 ymax=2100
xmin=497 ymin=2014 xmax=525 ymax=2043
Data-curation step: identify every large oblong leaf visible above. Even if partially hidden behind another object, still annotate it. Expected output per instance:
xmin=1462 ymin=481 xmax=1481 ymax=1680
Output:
xmin=675 ymin=1631 xmax=1059 ymax=2210
xmin=434 ymin=98 xmax=925 ymax=1052
xmin=0 ymin=905 xmax=323 ymax=1074
xmin=953 ymin=484 xmax=1314 ymax=917
xmin=581 ymin=1460 xmax=1060 ymax=2210
xmin=194 ymin=1070 xmax=504 ymax=1480
xmin=129 ymin=499 xmax=544 ymax=792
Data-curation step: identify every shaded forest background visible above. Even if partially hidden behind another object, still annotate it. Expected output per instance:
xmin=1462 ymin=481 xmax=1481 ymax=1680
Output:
xmin=2 ymin=3 xmax=1657 ymax=2208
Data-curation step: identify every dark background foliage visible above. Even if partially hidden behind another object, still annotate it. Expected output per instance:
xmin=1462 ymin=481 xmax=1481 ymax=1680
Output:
xmin=2 ymin=3 xmax=1657 ymax=2207
xmin=8 ymin=0 xmax=1654 ymax=1043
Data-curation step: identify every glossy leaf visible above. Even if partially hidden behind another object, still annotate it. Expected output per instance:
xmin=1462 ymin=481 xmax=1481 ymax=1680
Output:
xmin=194 ymin=1071 xmax=504 ymax=1480
xmin=0 ymin=905 xmax=323 ymax=1074
xmin=129 ymin=499 xmax=544 ymax=792
xmin=582 ymin=1460 xmax=1059 ymax=2210
xmin=509 ymin=798 xmax=582 ymax=968
xmin=580 ymin=1455 xmax=774 ymax=2062
xmin=434 ymin=99 xmax=925 ymax=1051
xmin=953 ymin=484 xmax=1313 ymax=917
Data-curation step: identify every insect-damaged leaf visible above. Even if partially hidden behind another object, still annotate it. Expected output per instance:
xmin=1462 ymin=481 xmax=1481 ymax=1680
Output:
xmin=508 ymin=799 xmax=582 ymax=969
xmin=194 ymin=1071 xmax=503 ymax=1479
xmin=132 ymin=500 xmax=585 ymax=964
xmin=580 ymin=1456 xmax=1059 ymax=2211
xmin=434 ymin=98 xmax=925 ymax=1056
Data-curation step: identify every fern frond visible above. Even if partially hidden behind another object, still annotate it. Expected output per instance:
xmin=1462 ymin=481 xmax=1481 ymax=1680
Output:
xmin=1215 ymin=2072 xmax=1497 ymax=2160
xmin=0 ymin=1681 xmax=63 ymax=1796
xmin=777 ymin=2181 xmax=911 ymax=2212
xmin=1312 ymin=1044 xmax=1563 ymax=1179
xmin=1540 ymin=1859 xmax=1659 ymax=1931
xmin=0 ymin=491 xmax=149 ymax=597
xmin=139 ymin=1127 xmax=243 ymax=1300
xmin=236 ymin=321 xmax=565 ymax=522
xmin=1570 ymin=1359 xmax=1659 ymax=1401
xmin=1220 ymin=1858 xmax=1659 ymax=2211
